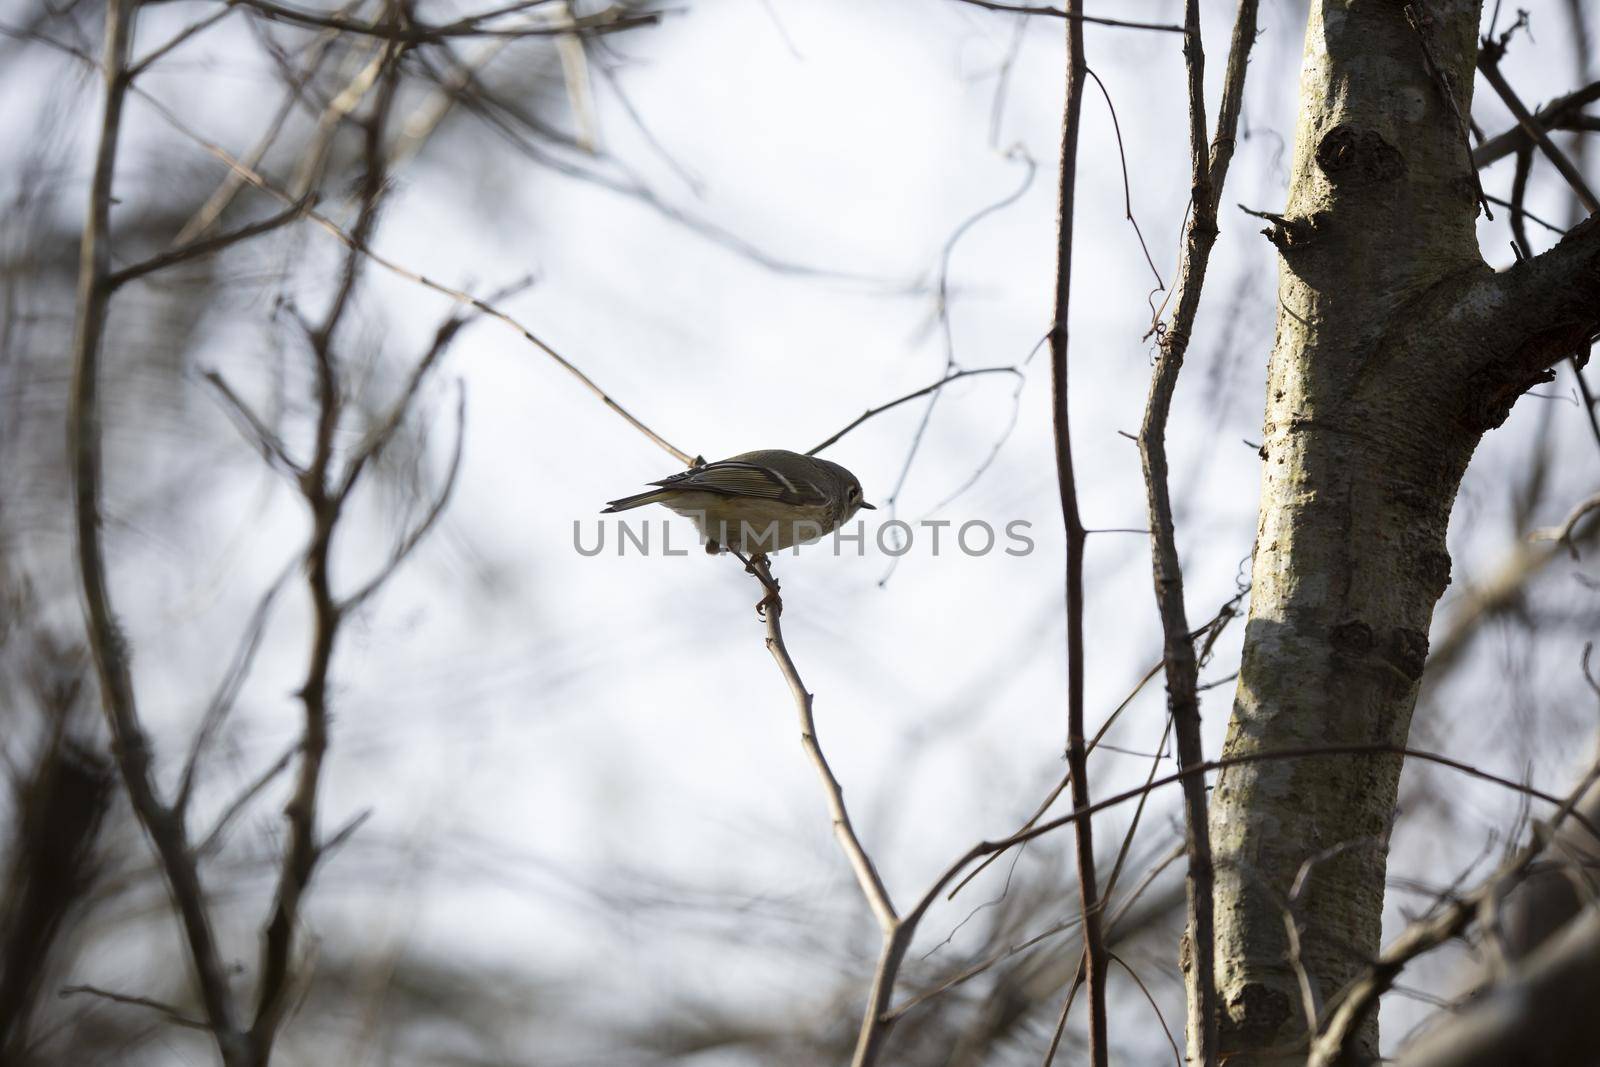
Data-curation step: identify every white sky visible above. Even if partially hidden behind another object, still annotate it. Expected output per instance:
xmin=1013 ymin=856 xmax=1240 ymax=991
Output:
xmin=12 ymin=0 xmax=1600 ymax=1060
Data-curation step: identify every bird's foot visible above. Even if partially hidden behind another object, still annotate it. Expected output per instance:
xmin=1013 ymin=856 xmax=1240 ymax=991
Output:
xmin=744 ymin=554 xmax=781 ymax=618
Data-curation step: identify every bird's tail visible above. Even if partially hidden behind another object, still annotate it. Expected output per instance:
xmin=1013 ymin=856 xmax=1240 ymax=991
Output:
xmin=601 ymin=489 xmax=672 ymax=513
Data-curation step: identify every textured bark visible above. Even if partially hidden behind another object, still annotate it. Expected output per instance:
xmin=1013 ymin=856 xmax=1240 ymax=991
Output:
xmin=1211 ymin=2 xmax=1600 ymax=1061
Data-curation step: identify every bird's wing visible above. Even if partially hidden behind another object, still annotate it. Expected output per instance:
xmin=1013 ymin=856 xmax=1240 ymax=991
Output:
xmin=650 ymin=459 xmax=829 ymax=507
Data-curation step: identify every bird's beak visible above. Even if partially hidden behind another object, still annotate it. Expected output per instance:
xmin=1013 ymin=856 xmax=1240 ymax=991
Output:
xmin=859 ymin=501 xmax=877 ymax=510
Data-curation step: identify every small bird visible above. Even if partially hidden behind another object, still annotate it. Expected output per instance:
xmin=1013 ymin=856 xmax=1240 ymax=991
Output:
xmin=602 ymin=449 xmax=875 ymax=555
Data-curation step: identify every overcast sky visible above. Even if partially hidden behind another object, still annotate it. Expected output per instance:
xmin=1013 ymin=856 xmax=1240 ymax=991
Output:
xmin=14 ymin=0 xmax=1600 ymax=1060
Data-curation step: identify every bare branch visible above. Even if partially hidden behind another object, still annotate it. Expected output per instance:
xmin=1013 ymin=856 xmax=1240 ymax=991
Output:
xmin=1083 ymin=66 xmax=1165 ymax=297
xmin=948 ymin=667 xmax=1155 ymax=901
xmin=35 ymin=29 xmax=698 ymax=468
xmin=195 ymin=742 xmax=302 ymax=857
xmin=171 ymin=14 xmax=351 ymax=246
xmin=1478 ymin=194 xmax=1568 ymax=239
xmin=1041 ymin=959 xmax=1083 ymax=1065
xmin=203 ymin=369 xmax=304 ymax=478
xmin=338 ymin=278 xmax=519 ymax=503
xmin=248 ymin=34 xmax=405 ymax=1054
xmin=1529 ymin=491 xmax=1600 ymax=557
xmin=805 ymin=366 xmax=1021 ymax=457
xmin=109 ymin=195 xmax=314 ymax=288
xmin=126 ymin=6 xmax=232 ymax=78
xmin=1134 ymin=0 xmax=1259 ymax=1060
xmin=919 ymin=744 xmax=1600 ymax=937
xmin=1393 ymin=907 xmax=1600 ymax=1067
xmin=176 ymin=557 xmax=299 ymax=814
xmin=224 ymin=0 xmax=662 ymax=43
xmin=205 ymin=117 xmax=693 ymax=462
xmin=1407 ymin=1 xmax=1492 ymax=218
xmin=1044 ymin=2 xmax=1109 ymax=1062
xmin=949 ymin=589 xmax=1243 ymax=901
xmin=58 ymin=985 xmax=208 ymax=1031
xmin=1478 ymin=43 xmax=1600 ymax=214
xmin=890 ymin=844 xmax=1188 ymax=1024
xmin=1473 ymin=79 xmax=1600 ymax=170
xmin=773 ymin=723 xmax=1570 ymax=1065
xmin=341 ymin=383 xmax=469 ymax=612
xmin=745 ymin=558 xmax=894 ymax=925
xmin=1110 ymin=952 xmax=1183 ymax=1066
xmin=1101 ymin=714 xmax=1175 ymax=917
xmin=1417 ymin=525 xmax=1598 ymax=691
xmin=1507 ymin=145 xmax=1536 ymax=260
xmin=318 ymin=808 xmax=373 ymax=858
xmin=1308 ymin=746 xmax=1600 ymax=1066
xmin=67 ymin=0 xmax=245 ymax=1055
xmin=736 ymin=554 xmax=904 ymax=1067
xmin=949 ymin=0 xmax=1185 ymax=33
xmin=874 ymin=148 xmax=1037 ymax=551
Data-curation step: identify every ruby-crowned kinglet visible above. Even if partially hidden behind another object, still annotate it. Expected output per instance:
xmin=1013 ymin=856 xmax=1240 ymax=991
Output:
xmin=602 ymin=449 xmax=875 ymax=555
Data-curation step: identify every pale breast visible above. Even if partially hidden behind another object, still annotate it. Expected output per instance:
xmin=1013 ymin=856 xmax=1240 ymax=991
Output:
xmin=662 ymin=492 xmax=841 ymax=552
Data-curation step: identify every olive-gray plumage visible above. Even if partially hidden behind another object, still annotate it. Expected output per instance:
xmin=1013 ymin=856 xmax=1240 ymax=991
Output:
xmin=602 ymin=449 xmax=874 ymax=554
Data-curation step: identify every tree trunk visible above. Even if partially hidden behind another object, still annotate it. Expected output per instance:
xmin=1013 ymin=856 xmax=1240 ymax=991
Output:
xmin=1210 ymin=2 xmax=1600 ymax=1061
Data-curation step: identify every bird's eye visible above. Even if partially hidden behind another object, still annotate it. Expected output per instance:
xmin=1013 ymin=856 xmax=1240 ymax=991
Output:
xmin=849 ymin=486 xmax=859 ymax=500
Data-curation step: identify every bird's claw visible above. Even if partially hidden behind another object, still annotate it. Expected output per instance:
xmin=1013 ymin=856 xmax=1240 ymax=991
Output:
xmin=740 ymin=552 xmax=780 ymax=618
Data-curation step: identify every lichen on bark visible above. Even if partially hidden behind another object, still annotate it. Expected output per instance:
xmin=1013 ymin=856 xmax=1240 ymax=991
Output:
xmin=1209 ymin=1 xmax=1600 ymax=1062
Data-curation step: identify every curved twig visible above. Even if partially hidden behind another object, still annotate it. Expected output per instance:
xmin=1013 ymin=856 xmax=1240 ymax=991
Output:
xmin=1530 ymin=491 xmax=1600 ymax=557
xmin=806 ymin=366 xmax=1021 ymax=456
